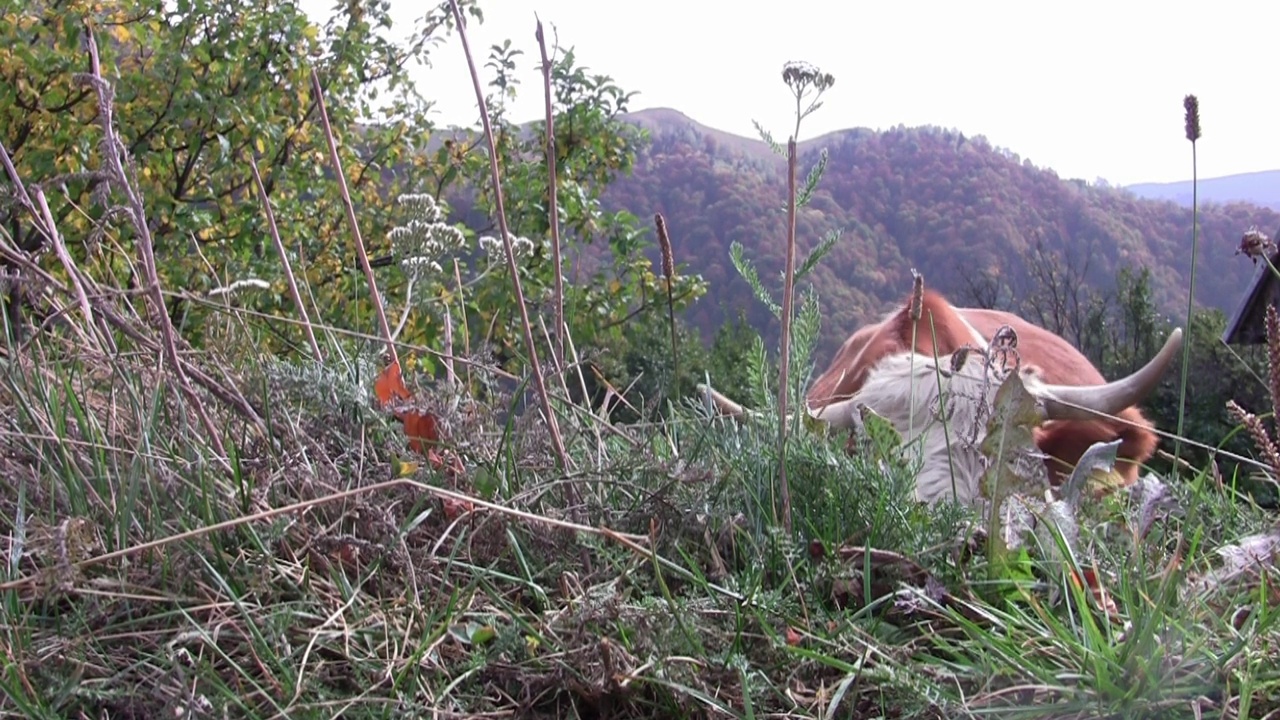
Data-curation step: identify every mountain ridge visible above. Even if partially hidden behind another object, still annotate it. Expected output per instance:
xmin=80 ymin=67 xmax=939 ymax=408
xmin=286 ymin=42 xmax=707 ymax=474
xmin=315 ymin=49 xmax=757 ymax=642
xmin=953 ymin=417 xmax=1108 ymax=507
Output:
xmin=603 ymin=108 xmax=1280 ymax=358
xmin=1124 ymin=169 xmax=1280 ymax=211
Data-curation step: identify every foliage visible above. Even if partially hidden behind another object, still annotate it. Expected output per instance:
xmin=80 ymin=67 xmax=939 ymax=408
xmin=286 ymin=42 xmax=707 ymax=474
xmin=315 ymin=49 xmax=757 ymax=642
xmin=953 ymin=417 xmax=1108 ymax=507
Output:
xmin=436 ymin=42 xmax=708 ymax=377
xmin=2 ymin=0 xmax=478 ymax=354
xmin=1060 ymin=265 xmax=1272 ymax=496
xmin=705 ymin=309 xmax=758 ymax=403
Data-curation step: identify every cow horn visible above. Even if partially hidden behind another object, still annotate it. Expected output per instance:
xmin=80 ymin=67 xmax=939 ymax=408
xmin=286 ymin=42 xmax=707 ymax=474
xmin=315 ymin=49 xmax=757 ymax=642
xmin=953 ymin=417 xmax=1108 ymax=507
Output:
xmin=808 ymin=396 xmax=859 ymax=428
xmin=1037 ymin=328 xmax=1183 ymax=421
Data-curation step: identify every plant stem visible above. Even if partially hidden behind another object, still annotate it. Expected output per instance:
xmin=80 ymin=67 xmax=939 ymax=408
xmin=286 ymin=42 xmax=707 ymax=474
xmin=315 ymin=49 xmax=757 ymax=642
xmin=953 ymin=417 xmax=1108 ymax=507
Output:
xmin=776 ymin=138 xmax=799 ymax=534
xmin=535 ymin=17 xmax=566 ymax=374
xmin=447 ymin=1 xmax=573 ymax=490
xmin=1174 ymin=140 xmax=1198 ymax=471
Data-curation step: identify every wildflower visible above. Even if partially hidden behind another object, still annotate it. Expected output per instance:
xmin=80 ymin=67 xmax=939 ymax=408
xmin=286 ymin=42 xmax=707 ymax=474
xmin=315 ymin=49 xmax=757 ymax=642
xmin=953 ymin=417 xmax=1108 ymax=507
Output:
xmin=478 ymin=234 xmax=536 ymax=261
xmin=396 ymin=193 xmax=445 ymax=224
xmin=388 ymin=192 xmax=465 ymax=280
xmin=782 ymin=61 xmax=835 ymax=95
xmin=400 ymin=256 xmax=443 ymax=275
xmin=207 ymin=278 xmax=271 ymax=298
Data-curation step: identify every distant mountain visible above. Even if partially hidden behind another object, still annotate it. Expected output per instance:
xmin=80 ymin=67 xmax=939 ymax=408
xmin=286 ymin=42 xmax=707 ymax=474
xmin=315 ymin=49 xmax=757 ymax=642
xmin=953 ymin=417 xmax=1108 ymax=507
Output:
xmin=605 ymin=108 xmax=1280 ymax=358
xmin=1126 ymin=170 xmax=1280 ymax=211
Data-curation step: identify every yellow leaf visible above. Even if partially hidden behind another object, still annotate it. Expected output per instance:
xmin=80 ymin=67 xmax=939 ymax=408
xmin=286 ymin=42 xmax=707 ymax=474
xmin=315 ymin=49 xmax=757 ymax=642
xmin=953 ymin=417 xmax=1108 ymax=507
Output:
xmin=255 ymin=136 xmax=265 ymax=154
xmin=392 ymin=457 xmax=419 ymax=477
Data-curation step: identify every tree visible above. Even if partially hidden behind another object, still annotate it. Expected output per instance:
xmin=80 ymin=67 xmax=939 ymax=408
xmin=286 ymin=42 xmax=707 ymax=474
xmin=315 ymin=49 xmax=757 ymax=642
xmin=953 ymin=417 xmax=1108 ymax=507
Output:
xmin=3 ymin=0 xmax=472 ymax=353
xmin=3 ymin=1 xmax=707 ymax=390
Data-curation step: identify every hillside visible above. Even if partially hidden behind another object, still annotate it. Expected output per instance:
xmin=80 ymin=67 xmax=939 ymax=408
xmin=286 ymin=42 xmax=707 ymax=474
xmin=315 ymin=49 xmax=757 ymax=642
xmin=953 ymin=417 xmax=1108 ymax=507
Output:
xmin=1126 ymin=170 xmax=1280 ymax=210
xmin=606 ymin=108 xmax=1280 ymax=358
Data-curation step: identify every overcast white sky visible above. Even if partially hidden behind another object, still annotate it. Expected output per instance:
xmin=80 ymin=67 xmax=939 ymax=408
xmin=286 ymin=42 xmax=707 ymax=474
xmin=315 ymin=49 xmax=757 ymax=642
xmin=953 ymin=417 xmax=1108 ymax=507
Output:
xmin=305 ymin=0 xmax=1280 ymax=187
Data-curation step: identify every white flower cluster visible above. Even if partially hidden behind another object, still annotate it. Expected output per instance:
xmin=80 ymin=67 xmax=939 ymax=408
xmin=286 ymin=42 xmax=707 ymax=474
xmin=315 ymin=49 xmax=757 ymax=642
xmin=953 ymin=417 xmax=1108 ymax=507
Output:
xmin=781 ymin=60 xmax=835 ymax=94
xmin=389 ymin=193 xmax=466 ymax=279
xmin=399 ymin=255 xmax=443 ymax=275
xmin=478 ymin=233 xmax=536 ymax=261
xmin=207 ymin=278 xmax=271 ymax=298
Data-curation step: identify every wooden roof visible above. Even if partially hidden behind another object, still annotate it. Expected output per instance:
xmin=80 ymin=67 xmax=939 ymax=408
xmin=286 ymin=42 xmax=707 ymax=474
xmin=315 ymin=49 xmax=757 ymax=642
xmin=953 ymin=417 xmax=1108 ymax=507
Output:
xmin=1223 ymin=248 xmax=1280 ymax=345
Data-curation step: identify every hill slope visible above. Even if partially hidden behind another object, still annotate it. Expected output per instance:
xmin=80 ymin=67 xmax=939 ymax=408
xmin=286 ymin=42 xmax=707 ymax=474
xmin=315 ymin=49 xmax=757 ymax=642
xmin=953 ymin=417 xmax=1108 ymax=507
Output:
xmin=606 ymin=109 xmax=1280 ymax=357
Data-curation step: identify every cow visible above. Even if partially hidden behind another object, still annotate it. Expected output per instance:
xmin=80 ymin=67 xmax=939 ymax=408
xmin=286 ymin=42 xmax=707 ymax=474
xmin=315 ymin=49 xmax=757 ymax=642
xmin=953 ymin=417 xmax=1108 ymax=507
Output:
xmin=702 ymin=289 xmax=1183 ymax=505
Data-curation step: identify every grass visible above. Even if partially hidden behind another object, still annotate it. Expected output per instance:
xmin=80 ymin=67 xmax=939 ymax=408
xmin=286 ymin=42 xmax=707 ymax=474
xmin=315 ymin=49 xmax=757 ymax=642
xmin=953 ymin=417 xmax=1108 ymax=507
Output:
xmin=4 ymin=13 xmax=1280 ymax=720
xmin=5 ymin=309 xmax=1280 ymax=719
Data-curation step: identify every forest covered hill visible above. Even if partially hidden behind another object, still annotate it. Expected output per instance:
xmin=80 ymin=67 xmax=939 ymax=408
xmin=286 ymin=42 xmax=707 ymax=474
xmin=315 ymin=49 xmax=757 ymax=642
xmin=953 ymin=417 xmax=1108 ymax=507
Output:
xmin=604 ymin=108 xmax=1280 ymax=357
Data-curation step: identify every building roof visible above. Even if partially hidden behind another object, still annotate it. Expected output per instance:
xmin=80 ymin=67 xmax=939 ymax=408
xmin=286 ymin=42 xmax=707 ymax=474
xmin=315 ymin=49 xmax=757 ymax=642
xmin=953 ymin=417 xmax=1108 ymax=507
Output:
xmin=1223 ymin=247 xmax=1280 ymax=345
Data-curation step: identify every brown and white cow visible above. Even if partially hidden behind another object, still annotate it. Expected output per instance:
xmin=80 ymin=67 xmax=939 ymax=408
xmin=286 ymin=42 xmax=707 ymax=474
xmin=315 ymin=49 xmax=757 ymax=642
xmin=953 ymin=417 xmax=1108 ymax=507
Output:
xmin=703 ymin=290 xmax=1183 ymax=505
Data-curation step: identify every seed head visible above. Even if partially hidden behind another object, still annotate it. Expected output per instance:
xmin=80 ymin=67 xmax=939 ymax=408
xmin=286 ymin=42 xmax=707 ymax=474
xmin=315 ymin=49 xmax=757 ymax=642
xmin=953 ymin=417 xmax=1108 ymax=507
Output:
xmin=1267 ymin=304 xmax=1280 ymax=426
xmin=1183 ymin=94 xmax=1201 ymax=142
xmin=1226 ymin=400 xmax=1280 ymax=475
xmin=655 ymin=213 xmax=676 ymax=279
xmin=909 ymin=270 xmax=924 ymax=322
xmin=1237 ymin=226 xmax=1275 ymax=264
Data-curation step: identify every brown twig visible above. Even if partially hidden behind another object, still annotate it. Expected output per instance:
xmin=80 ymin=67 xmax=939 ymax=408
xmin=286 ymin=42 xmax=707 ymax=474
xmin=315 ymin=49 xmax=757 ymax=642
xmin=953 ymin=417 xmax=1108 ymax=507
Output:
xmin=0 ymin=241 xmax=267 ymax=434
xmin=0 ymin=142 xmax=41 ymax=237
xmin=308 ymin=68 xmax=398 ymax=368
xmin=452 ymin=258 xmax=472 ymax=389
xmin=29 ymin=186 xmax=101 ymax=352
xmin=249 ymin=155 xmax=323 ymax=361
xmin=80 ymin=25 xmax=226 ymax=458
xmin=534 ymin=16 xmax=565 ymax=374
xmin=447 ymin=1 xmax=572 ymax=491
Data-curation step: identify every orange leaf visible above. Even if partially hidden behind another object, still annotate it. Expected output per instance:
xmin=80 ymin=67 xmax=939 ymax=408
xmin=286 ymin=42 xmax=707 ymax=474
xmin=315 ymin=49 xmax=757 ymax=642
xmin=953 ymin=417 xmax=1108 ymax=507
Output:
xmin=374 ymin=360 xmax=412 ymax=407
xmin=442 ymin=496 xmax=474 ymax=521
xmin=1076 ymin=567 xmax=1120 ymax=620
xmin=403 ymin=410 xmax=439 ymax=453
xmin=375 ymin=360 xmax=447 ymax=458
xmin=785 ymin=626 xmax=803 ymax=646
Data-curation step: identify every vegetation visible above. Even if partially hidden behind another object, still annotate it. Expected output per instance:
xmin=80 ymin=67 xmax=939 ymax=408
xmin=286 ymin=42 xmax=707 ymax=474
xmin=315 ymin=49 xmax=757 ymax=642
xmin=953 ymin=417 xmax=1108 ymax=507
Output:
xmin=2 ymin=1 xmax=1280 ymax=718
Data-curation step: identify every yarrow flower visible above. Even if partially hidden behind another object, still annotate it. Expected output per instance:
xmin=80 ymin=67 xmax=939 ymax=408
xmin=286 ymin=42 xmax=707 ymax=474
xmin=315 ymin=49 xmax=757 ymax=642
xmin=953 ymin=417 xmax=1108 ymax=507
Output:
xmin=478 ymin=234 xmax=536 ymax=261
xmin=207 ymin=278 xmax=271 ymax=298
xmin=782 ymin=60 xmax=835 ymax=95
xmin=400 ymin=256 xmax=443 ymax=274
xmin=389 ymin=193 xmax=466 ymax=280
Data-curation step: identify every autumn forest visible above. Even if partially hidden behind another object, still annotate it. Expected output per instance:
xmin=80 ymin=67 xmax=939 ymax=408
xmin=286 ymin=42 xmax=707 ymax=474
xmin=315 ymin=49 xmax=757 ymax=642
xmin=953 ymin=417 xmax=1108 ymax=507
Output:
xmin=605 ymin=107 xmax=1278 ymax=360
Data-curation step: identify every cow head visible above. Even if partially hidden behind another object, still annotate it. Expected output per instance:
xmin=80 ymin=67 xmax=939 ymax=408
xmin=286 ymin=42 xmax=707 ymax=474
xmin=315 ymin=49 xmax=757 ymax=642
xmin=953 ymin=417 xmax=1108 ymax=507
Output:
xmin=808 ymin=326 xmax=1183 ymax=504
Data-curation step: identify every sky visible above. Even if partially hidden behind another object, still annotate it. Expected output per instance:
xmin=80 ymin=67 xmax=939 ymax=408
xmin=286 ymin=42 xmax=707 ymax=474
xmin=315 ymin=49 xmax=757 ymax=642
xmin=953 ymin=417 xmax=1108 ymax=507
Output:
xmin=301 ymin=0 xmax=1280 ymax=187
